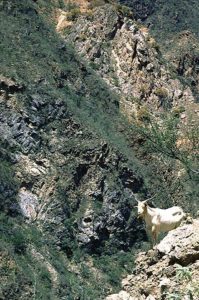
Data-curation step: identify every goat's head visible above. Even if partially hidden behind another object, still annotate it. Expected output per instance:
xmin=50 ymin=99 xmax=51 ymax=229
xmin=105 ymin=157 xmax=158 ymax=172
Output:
xmin=135 ymin=198 xmax=148 ymax=218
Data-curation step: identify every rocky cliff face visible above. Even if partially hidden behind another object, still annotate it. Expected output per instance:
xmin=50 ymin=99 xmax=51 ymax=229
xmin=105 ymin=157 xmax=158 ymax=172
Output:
xmin=0 ymin=74 xmax=145 ymax=255
xmin=164 ymin=31 xmax=199 ymax=100
xmin=0 ymin=1 xmax=198 ymax=299
xmin=106 ymin=219 xmax=199 ymax=300
xmin=118 ymin=0 xmax=199 ymax=99
xmin=119 ymin=0 xmax=155 ymax=21
xmin=64 ymin=3 xmax=199 ymax=213
xmin=66 ymin=5 xmax=194 ymax=118
xmin=0 ymin=72 xmax=145 ymax=298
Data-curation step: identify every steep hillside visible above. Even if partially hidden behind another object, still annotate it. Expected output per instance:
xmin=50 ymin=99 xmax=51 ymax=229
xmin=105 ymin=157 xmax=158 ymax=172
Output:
xmin=119 ymin=0 xmax=199 ymax=40
xmin=63 ymin=3 xmax=199 ymax=209
xmin=0 ymin=0 xmax=198 ymax=299
xmin=65 ymin=4 xmax=194 ymax=115
xmin=119 ymin=0 xmax=199 ymax=98
xmin=0 ymin=2 xmax=143 ymax=298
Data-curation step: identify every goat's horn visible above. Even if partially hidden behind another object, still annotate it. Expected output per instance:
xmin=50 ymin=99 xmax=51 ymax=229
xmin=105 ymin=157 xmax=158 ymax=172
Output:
xmin=134 ymin=195 xmax=140 ymax=203
xmin=143 ymin=194 xmax=157 ymax=202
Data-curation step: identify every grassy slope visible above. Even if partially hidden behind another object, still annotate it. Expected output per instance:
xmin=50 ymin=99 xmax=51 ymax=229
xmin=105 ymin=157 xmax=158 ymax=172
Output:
xmin=119 ymin=0 xmax=199 ymax=41
xmin=0 ymin=1 xmax=139 ymax=299
xmin=146 ymin=0 xmax=199 ymax=43
xmin=0 ymin=1 xmax=198 ymax=299
xmin=0 ymin=0 xmax=138 ymax=159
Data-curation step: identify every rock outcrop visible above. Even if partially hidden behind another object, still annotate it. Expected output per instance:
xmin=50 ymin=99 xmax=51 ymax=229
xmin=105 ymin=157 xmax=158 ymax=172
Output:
xmin=106 ymin=219 xmax=199 ymax=300
xmin=66 ymin=5 xmax=194 ymax=118
xmin=163 ymin=31 xmax=199 ymax=99
xmin=0 ymin=73 xmax=146 ymax=253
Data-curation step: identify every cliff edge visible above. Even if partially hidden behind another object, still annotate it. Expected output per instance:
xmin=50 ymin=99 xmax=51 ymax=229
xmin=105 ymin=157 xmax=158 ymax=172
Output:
xmin=106 ymin=219 xmax=199 ymax=300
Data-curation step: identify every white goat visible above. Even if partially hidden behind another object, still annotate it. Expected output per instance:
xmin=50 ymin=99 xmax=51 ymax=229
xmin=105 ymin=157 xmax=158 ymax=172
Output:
xmin=136 ymin=197 xmax=185 ymax=245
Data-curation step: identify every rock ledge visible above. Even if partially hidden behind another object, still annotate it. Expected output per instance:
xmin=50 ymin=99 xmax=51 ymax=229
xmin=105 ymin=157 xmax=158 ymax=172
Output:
xmin=106 ymin=220 xmax=199 ymax=300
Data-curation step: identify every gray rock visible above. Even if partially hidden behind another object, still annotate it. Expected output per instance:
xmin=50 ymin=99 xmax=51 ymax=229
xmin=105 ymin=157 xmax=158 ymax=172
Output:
xmin=106 ymin=219 xmax=199 ymax=299
xmin=18 ymin=188 xmax=40 ymax=220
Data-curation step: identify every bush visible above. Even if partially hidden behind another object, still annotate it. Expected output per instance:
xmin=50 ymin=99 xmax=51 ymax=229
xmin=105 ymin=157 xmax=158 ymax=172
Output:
xmin=67 ymin=7 xmax=81 ymax=21
xmin=65 ymin=1 xmax=79 ymax=11
xmin=154 ymin=87 xmax=168 ymax=98
xmin=148 ymin=37 xmax=160 ymax=51
xmin=94 ymin=251 xmax=135 ymax=288
xmin=137 ymin=106 xmax=151 ymax=123
xmin=0 ymin=158 xmax=19 ymax=213
xmin=12 ymin=229 xmax=27 ymax=254
xmin=39 ymin=268 xmax=51 ymax=288
xmin=140 ymin=83 xmax=149 ymax=96
xmin=172 ymin=106 xmax=185 ymax=117
xmin=88 ymin=0 xmax=105 ymax=10
xmin=115 ymin=4 xmax=133 ymax=18
xmin=58 ymin=0 xmax=65 ymax=9
xmin=130 ymin=112 xmax=199 ymax=215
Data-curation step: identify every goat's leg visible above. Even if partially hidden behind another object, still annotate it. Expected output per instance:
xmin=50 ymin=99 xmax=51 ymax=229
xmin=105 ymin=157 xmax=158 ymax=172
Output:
xmin=151 ymin=225 xmax=157 ymax=247
xmin=146 ymin=225 xmax=151 ymax=239
xmin=146 ymin=226 xmax=153 ymax=247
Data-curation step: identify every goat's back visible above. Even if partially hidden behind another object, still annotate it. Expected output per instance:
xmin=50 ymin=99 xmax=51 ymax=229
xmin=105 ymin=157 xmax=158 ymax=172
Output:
xmin=154 ymin=206 xmax=185 ymax=232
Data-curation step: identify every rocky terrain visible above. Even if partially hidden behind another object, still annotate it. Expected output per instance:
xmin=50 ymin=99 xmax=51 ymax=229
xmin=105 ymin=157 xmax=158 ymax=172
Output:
xmin=119 ymin=0 xmax=199 ymax=98
xmin=63 ymin=2 xmax=199 ymax=210
xmin=66 ymin=4 xmax=194 ymax=118
xmin=0 ymin=59 xmax=146 ymax=254
xmin=164 ymin=31 xmax=199 ymax=99
xmin=0 ymin=0 xmax=198 ymax=299
xmin=106 ymin=219 xmax=199 ymax=300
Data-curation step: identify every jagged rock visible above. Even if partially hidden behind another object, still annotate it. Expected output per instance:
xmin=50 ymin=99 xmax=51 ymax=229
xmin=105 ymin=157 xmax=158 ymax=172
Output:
xmin=66 ymin=4 xmax=195 ymax=118
xmin=157 ymin=220 xmax=199 ymax=265
xmin=18 ymin=188 xmax=40 ymax=220
xmin=163 ymin=31 xmax=199 ymax=98
xmin=106 ymin=290 xmax=136 ymax=300
xmin=106 ymin=219 xmax=199 ymax=299
xmin=119 ymin=0 xmax=155 ymax=21
xmin=0 ymin=76 xmax=24 ymax=94
xmin=0 ymin=74 xmax=145 ymax=252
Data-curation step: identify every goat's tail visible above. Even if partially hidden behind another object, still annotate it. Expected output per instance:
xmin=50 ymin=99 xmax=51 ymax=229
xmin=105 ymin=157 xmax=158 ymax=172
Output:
xmin=172 ymin=209 xmax=184 ymax=217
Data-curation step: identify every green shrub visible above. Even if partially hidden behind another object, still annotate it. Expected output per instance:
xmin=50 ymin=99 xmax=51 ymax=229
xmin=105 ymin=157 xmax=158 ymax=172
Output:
xmin=166 ymin=292 xmax=182 ymax=300
xmin=176 ymin=264 xmax=192 ymax=282
xmin=79 ymin=33 xmax=87 ymax=41
xmin=88 ymin=0 xmax=106 ymax=10
xmin=148 ymin=37 xmax=160 ymax=51
xmin=154 ymin=87 xmax=168 ymax=98
xmin=12 ymin=229 xmax=27 ymax=254
xmin=130 ymin=112 xmax=199 ymax=215
xmin=172 ymin=106 xmax=185 ymax=117
xmin=140 ymin=83 xmax=149 ymax=96
xmin=115 ymin=4 xmax=133 ymax=18
xmin=65 ymin=1 xmax=79 ymax=11
xmin=89 ymin=61 xmax=100 ymax=70
xmin=39 ymin=268 xmax=51 ymax=288
xmin=67 ymin=7 xmax=81 ymax=21
xmin=0 ymin=158 xmax=19 ymax=212
xmin=58 ymin=0 xmax=65 ymax=9
xmin=137 ymin=106 xmax=151 ymax=122
xmin=94 ymin=251 xmax=135 ymax=288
